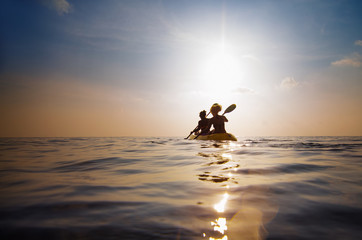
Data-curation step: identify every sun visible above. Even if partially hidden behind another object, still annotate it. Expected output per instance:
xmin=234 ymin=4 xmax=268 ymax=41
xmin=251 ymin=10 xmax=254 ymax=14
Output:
xmin=200 ymin=44 xmax=244 ymax=99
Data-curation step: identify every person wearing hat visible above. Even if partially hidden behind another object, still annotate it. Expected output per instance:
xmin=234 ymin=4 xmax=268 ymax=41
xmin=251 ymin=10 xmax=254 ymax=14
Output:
xmin=208 ymin=103 xmax=228 ymax=134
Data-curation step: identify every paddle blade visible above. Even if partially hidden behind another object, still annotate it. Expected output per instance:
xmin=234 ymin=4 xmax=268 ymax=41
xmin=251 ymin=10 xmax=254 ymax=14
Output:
xmin=223 ymin=104 xmax=236 ymax=114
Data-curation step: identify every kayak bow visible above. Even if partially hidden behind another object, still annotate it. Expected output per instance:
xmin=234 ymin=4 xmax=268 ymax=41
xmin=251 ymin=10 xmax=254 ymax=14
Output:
xmin=189 ymin=133 xmax=237 ymax=141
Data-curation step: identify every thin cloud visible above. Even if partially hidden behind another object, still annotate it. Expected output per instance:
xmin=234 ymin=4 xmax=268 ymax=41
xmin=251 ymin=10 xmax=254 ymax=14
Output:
xmin=355 ymin=40 xmax=362 ymax=46
xmin=41 ymin=0 xmax=72 ymax=15
xmin=65 ymin=2 xmax=176 ymax=53
xmin=280 ymin=77 xmax=299 ymax=90
xmin=331 ymin=53 xmax=361 ymax=67
xmin=233 ymin=87 xmax=255 ymax=94
xmin=242 ymin=54 xmax=261 ymax=63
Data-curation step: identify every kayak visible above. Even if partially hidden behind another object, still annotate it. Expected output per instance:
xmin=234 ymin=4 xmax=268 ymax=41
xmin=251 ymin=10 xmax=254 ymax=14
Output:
xmin=189 ymin=133 xmax=237 ymax=141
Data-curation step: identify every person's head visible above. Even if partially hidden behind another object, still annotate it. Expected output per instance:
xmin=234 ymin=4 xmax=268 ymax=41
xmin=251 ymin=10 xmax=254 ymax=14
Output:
xmin=199 ymin=110 xmax=207 ymax=119
xmin=210 ymin=103 xmax=222 ymax=116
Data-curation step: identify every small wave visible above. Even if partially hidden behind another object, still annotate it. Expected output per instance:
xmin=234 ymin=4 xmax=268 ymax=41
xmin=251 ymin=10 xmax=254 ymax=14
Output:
xmin=0 ymin=168 xmax=47 ymax=174
xmin=124 ymin=149 xmax=149 ymax=153
xmin=115 ymin=169 xmax=146 ymax=174
xmin=0 ymin=199 xmax=199 ymax=240
xmin=198 ymin=173 xmax=230 ymax=183
xmin=0 ymin=200 xmax=148 ymax=221
xmin=268 ymin=141 xmax=362 ymax=152
xmin=53 ymin=157 xmax=140 ymax=172
xmin=145 ymin=140 xmax=167 ymax=145
xmin=0 ymin=180 xmax=30 ymax=188
xmin=0 ymin=146 xmax=20 ymax=151
xmin=64 ymin=185 xmax=134 ymax=197
xmin=234 ymin=150 xmax=266 ymax=155
xmin=266 ymin=198 xmax=362 ymax=240
xmin=39 ymin=149 xmax=59 ymax=153
xmin=47 ymin=139 xmax=69 ymax=143
xmin=201 ymin=143 xmax=223 ymax=148
xmin=33 ymin=184 xmax=68 ymax=192
xmin=197 ymin=152 xmax=231 ymax=166
xmin=68 ymin=137 xmax=88 ymax=141
xmin=237 ymin=163 xmax=330 ymax=175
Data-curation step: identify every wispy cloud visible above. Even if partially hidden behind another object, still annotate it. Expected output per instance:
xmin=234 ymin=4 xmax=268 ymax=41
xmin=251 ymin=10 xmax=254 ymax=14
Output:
xmin=63 ymin=2 xmax=176 ymax=53
xmin=233 ymin=87 xmax=255 ymax=94
xmin=241 ymin=54 xmax=261 ymax=63
xmin=355 ymin=40 xmax=362 ymax=46
xmin=280 ymin=77 xmax=299 ymax=90
xmin=41 ymin=0 xmax=72 ymax=15
xmin=331 ymin=53 xmax=361 ymax=67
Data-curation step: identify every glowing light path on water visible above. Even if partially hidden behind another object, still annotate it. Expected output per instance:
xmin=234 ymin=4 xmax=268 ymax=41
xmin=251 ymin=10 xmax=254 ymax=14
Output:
xmin=203 ymin=192 xmax=230 ymax=240
xmin=203 ymin=143 xmax=239 ymax=240
xmin=211 ymin=217 xmax=228 ymax=235
xmin=214 ymin=193 xmax=229 ymax=213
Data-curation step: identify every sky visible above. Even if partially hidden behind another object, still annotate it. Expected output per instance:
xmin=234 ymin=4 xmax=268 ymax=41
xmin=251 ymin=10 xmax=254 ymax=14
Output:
xmin=1 ymin=0 xmax=361 ymax=137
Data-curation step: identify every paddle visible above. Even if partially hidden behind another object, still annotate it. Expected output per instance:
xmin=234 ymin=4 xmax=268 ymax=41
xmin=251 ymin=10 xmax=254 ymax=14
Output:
xmin=185 ymin=127 xmax=197 ymax=139
xmin=222 ymin=104 xmax=236 ymax=116
xmin=206 ymin=104 xmax=236 ymax=117
xmin=194 ymin=104 xmax=236 ymax=139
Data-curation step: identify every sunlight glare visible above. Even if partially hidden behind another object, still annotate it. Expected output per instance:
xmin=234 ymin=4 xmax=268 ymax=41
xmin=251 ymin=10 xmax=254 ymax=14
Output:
xmin=214 ymin=192 xmax=229 ymax=213
xmin=211 ymin=217 xmax=228 ymax=234
xmin=221 ymin=153 xmax=232 ymax=160
xmin=209 ymin=235 xmax=228 ymax=240
xmin=200 ymin=43 xmax=244 ymax=99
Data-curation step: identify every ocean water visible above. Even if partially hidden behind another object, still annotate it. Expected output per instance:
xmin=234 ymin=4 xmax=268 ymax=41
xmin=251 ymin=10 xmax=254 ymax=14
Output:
xmin=0 ymin=136 xmax=361 ymax=240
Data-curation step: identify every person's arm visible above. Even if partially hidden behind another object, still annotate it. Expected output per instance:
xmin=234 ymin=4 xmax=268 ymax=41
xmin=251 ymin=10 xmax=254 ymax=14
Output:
xmin=223 ymin=116 xmax=228 ymax=122
xmin=193 ymin=127 xmax=200 ymax=133
xmin=192 ymin=120 xmax=202 ymax=133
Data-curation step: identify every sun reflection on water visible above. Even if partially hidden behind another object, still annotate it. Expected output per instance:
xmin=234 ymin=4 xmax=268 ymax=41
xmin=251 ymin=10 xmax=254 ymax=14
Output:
xmin=214 ymin=193 xmax=229 ymax=213
xmin=209 ymin=235 xmax=228 ymax=240
xmin=205 ymin=192 xmax=230 ymax=240
xmin=211 ymin=217 xmax=227 ymax=234
xmin=221 ymin=153 xmax=232 ymax=160
xmin=200 ymin=141 xmax=280 ymax=240
xmin=201 ymin=142 xmax=240 ymax=240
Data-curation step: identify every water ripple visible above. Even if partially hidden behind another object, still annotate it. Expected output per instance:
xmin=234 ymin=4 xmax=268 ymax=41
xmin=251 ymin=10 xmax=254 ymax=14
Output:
xmin=0 ymin=136 xmax=361 ymax=240
xmin=237 ymin=163 xmax=331 ymax=175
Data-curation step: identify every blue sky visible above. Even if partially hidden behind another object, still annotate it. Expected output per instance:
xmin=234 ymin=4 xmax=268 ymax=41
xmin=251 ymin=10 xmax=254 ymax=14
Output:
xmin=1 ymin=0 xmax=361 ymax=136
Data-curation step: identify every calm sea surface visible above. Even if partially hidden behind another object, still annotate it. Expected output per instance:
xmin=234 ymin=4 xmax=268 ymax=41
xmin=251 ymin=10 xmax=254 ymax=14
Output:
xmin=0 ymin=137 xmax=361 ymax=240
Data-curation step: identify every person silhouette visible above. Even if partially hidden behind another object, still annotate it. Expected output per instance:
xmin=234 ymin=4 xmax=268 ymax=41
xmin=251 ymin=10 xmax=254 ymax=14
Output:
xmin=191 ymin=110 xmax=210 ymax=135
xmin=208 ymin=103 xmax=228 ymax=134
